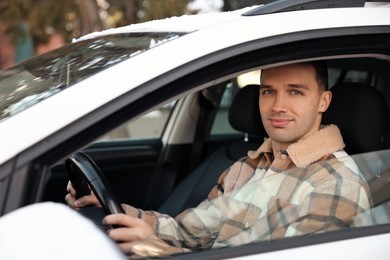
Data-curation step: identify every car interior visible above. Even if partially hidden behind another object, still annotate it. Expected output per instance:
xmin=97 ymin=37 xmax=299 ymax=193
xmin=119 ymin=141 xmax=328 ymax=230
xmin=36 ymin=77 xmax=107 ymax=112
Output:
xmin=42 ymin=56 xmax=390 ymax=227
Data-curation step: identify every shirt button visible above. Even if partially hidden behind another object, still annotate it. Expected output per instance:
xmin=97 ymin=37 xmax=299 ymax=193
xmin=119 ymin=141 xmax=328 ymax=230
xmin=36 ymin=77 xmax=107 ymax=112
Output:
xmin=245 ymin=223 xmax=249 ymax=229
xmin=281 ymin=154 xmax=287 ymax=160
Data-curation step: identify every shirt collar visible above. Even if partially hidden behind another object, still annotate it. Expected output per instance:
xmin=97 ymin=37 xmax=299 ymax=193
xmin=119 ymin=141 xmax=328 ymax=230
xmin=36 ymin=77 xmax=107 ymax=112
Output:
xmin=247 ymin=124 xmax=345 ymax=168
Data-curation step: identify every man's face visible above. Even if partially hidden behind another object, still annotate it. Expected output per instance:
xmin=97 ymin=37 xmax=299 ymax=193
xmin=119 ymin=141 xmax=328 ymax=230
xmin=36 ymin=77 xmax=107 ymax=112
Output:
xmin=259 ymin=63 xmax=331 ymax=147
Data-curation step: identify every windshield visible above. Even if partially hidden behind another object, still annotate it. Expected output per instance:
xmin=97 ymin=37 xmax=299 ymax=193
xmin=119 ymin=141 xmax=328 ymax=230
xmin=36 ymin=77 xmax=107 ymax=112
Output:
xmin=0 ymin=32 xmax=184 ymax=122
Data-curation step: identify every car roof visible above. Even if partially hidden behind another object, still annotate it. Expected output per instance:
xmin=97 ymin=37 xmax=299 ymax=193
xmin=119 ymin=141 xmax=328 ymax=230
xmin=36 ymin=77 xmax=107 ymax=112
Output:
xmin=75 ymin=6 xmax=254 ymax=42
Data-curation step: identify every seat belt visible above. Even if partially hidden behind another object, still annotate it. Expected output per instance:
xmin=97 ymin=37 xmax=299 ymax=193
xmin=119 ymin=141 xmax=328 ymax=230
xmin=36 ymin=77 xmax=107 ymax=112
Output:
xmin=187 ymin=85 xmax=224 ymax=172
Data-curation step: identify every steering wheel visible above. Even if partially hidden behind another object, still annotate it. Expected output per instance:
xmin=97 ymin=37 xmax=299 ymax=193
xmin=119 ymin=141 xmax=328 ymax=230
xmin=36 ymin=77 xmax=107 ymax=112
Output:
xmin=66 ymin=152 xmax=125 ymax=215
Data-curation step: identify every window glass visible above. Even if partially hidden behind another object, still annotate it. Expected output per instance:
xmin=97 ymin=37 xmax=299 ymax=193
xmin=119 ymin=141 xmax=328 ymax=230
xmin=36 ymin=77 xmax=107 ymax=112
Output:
xmin=328 ymin=68 xmax=373 ymax=87
xmin=350 ymin=150 xmax=390 ymax=227
xmin=210 ymin=82 xmax=239 ymax=135
xmin=210 ymin=70 xmax=260 ymax=135
xmin=0 ymin=32 xmax=183 ymax=122
xmin=98 ymin=101 xmax=175 ymax=141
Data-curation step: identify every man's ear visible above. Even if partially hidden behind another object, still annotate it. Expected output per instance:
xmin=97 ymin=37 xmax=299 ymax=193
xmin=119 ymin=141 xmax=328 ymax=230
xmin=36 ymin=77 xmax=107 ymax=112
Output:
xmin=319 ymin=91 xmax=332 ymax=113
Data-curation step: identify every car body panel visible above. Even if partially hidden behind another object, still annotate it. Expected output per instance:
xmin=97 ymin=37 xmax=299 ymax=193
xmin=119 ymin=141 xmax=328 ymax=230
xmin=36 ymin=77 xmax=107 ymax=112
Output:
xmin=232 ymin=233 xmax=390 ymax=260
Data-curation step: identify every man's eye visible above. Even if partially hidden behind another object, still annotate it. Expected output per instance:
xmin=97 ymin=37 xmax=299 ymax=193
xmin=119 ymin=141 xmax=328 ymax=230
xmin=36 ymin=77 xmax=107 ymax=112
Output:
xmin=262 ymin=89 xmax=273 ymax=95
xmin=291 ymin=90 xmax=301 ymax=95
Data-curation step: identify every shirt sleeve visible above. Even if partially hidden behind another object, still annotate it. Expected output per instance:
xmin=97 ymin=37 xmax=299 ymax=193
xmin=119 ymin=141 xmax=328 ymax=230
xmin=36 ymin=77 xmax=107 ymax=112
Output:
xmin=121 ymin=168 xmax=230 ymax=250
xmin=122 ymin=158 xmax=257 ymax=250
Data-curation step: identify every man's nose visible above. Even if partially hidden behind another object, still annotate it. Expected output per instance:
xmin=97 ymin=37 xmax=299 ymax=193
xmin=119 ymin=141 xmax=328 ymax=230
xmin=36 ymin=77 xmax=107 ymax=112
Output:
xmin=271 ymin=93 xmax=287 ymax=112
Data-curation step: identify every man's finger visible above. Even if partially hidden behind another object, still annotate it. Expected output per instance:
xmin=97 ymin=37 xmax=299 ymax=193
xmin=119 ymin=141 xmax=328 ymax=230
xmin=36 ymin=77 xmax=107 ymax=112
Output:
xmin=103 ymin=214 xmax=133 ymax=226
xmin=66 ymin=181 xmax=76 ymax=196
xmin=64 ymin=193 xmax=80 ymax=210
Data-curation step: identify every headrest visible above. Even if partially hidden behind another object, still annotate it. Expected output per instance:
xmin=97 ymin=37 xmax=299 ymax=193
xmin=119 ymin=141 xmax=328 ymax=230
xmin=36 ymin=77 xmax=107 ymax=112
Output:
xmin=228 ymin=84 xmax=267 ymax=137
xmin=322 ymin=82 xmax=390 ymax=154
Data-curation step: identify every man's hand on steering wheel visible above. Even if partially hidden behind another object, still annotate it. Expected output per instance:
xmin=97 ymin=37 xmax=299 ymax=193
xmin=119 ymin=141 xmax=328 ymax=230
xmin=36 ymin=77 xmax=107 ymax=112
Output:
xmin=103 ymin=213 xmax=154 ymax=252
xmin=65 ymin=181 xmax=101 ymax=210
xmin=64 ymin=152 xmax=157 ymax=255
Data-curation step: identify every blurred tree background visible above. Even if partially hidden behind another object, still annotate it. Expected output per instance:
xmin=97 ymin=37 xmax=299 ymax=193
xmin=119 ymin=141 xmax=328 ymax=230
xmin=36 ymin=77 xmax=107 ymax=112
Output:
xmin=0 ymin=0 xmax=260 ymax=69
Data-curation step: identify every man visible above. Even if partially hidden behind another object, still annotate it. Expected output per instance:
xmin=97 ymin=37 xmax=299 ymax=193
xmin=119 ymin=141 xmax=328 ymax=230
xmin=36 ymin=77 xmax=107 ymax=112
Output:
xmin=66 ymin=61 xmax=371 ymax=257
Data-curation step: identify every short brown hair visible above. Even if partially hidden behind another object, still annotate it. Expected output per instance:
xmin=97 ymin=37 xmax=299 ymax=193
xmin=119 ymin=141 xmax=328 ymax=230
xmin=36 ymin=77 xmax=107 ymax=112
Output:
xmin=306 ymin=60 xmax=329 ymax=91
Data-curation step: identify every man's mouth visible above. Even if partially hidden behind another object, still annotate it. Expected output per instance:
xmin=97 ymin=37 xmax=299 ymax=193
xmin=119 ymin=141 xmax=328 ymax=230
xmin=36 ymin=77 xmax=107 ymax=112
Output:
xmin=269 ymin=118 xmax=292 ymax=128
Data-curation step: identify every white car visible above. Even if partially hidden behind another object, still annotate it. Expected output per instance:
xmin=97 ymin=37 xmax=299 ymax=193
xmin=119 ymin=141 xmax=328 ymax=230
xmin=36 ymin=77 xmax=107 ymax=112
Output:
xmin=0 ymin=0 xmax=390 ymax=259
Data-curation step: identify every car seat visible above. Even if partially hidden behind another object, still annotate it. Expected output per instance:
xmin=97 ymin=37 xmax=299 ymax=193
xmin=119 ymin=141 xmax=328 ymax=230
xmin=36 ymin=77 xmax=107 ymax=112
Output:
xmin=322 ymin=82 xmax=390 ymax=207
xmin=322 ymin=82 xmax=390 ymax=155
xmin=157 ymin=85 xmax=267 ymax=216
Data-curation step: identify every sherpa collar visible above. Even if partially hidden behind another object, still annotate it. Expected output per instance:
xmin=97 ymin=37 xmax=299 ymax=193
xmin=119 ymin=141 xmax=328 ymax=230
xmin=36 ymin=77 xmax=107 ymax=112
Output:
xmin=247 ymin=124 xmax=345 ymax=168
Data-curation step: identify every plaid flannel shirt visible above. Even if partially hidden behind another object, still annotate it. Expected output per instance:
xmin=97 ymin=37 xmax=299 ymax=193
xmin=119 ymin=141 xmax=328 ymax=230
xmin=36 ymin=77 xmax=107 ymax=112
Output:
xmin=124 ymin=124 xmax=372 ymax=256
